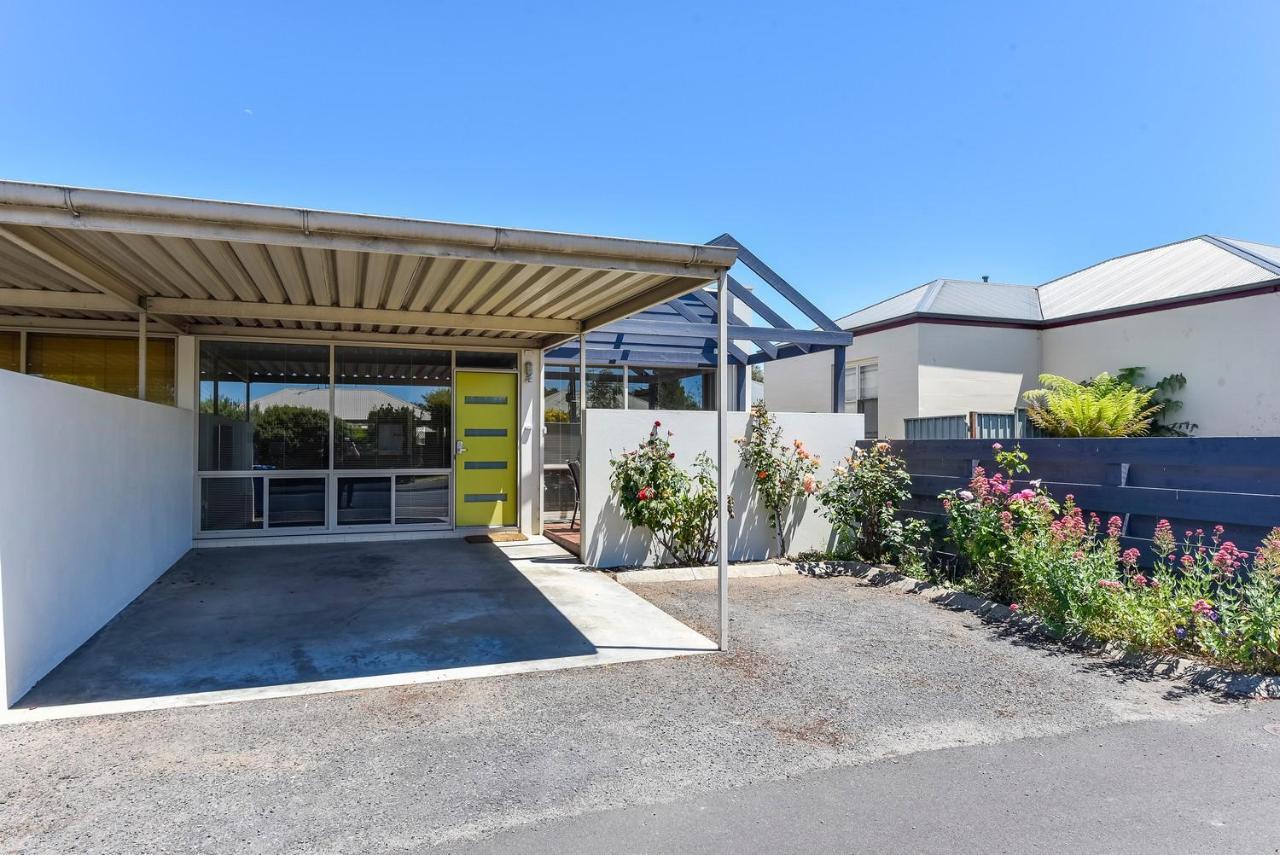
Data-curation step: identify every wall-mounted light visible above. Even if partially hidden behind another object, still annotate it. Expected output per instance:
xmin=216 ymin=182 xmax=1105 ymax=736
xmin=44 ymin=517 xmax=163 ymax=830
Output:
xmin=523 ymin=360 xmax=534 ymax=382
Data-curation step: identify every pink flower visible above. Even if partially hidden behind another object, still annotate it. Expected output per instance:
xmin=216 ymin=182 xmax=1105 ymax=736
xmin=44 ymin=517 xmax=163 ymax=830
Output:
xmin=653 ymin=420 xmax=662 ymax=428
xmin=1121 ymin=547 xmax=1141 ymax=567
xmin=1009 ymin=603 xmax=1019 ymax=612
xmin=875 ymin=441 xmax=891 ymax=453
xmin=992 ymin=480 xmax=1011 ymax=496
xmin=1211 ymin=541 xmax=1244 ymax=575
xmin=958 ymin=490 xmax=974 ymax=501
xmin=1107 ymin=516 xmax=1123 ymax=539
xmin=1073 ymin=550 xmax=1086 ymax=561
xmin=1132 ymin=573 xmax=1149 ymax=587
xmin=1097 ymin=579 xmax=1123 ymax=591
xmin=802 ymin=474 xmax=817 ymax=495
xmin=992 ymin=442 xmax=1003 ymax=451
xmin=1192 ymin=599 xmax=1215 ymax=616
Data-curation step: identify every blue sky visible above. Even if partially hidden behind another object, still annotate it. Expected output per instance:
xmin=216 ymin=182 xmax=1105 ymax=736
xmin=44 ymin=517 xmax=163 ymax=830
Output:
xmin=1 ymin=1 xmax=1277 ymax=321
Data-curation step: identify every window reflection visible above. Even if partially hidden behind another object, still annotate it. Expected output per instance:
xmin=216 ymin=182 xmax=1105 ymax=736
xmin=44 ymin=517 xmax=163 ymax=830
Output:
xmin=628 ymin=366 xmax=713 ymax=410
xmin=333 ymin=346 xmax=451 ymax=469
xmin=198 ymin=341 xmax=331 ymax=470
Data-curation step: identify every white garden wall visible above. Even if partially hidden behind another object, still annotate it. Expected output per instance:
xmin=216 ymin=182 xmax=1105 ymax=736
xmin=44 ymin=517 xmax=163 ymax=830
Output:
xmin=581 ymin=409 xmax=864 ymax=568
xmin=0 ymin=372 xmax=194 ymax=706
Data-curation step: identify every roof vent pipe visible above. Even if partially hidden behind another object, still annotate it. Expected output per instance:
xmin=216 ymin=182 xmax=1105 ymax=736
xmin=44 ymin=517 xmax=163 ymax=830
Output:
xmin=981 ymin=275 xmax=989 ymax=283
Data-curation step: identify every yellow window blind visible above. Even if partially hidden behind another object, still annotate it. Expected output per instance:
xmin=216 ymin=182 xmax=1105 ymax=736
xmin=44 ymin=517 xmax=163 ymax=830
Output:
xmin=25 ymin=333 xmax=176 ymax=405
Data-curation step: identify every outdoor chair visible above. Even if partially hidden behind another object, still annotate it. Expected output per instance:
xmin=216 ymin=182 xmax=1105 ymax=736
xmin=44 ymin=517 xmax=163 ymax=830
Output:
xmin=567 ymin=458 xmax=582 ymax=530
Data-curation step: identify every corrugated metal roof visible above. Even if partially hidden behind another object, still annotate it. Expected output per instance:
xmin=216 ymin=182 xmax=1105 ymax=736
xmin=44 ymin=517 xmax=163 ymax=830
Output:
xmin=836 ymin=235 xmax=1280 ymax=329
xmin=836 ymin=279 xmax=1036 ymax=329
xmin=0 ymin=180 xmax=737 ymax=349
xmin=925 ymin=279 xmax=1041 ymax=321
xmin=1037 ymin=236 xmax=1275 ymax=320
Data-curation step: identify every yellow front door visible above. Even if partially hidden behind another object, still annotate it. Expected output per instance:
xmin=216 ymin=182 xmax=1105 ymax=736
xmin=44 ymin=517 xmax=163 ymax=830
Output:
xmin=455 ymin=371 xmax=518 ymax=526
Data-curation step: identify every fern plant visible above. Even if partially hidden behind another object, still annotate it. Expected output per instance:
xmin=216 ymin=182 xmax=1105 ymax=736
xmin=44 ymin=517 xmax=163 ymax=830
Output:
xmin=1022 ymin=372 xmax=1163 ymax=437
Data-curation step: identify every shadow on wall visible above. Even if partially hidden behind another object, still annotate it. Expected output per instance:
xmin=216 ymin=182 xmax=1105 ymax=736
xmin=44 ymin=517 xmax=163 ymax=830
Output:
xmin=584 ymin=409 xmax=862 ymax=568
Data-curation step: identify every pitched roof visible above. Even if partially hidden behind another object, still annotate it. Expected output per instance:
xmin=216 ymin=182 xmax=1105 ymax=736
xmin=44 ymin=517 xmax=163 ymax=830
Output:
xmin=838 ymin=235 xmax=1280 ymax=330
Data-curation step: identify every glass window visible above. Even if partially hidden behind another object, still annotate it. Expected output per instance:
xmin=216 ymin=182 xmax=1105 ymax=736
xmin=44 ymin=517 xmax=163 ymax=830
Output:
xmin=0 ymin=331 xmax=18 ymax=372
xmin=337 ymin=476 xmax=392 ymax=526
xmin=849 ymin=362 xmax=879 ymax=439
xmin=586 ymin=367 xmax=623 ymax=409
xmin=395 ymin=474 xmax=449 ymax=524
xmin=25 ymin=333 xmax=175 ymax=404
xmin=628 ymin=366 xmax=713 ymax=410
xmin=199 ymin=341 xmax=331 ymax=471
xmin=200 ymin=477 xmax=264 ymax=531
xmin=456 ymin=350 xmax=517 ymax=370
xmin=268 ymin=478 xmax=326 ymax=528
xmin=334 ymin=346 xmax=450 ymax=470
xmin=543 ymin=365 xmax=581 ymax=468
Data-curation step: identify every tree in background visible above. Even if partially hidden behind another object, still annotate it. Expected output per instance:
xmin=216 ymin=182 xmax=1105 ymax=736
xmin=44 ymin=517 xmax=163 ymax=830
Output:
xmin=1023 ymin=372 xmax=1162 ymax=437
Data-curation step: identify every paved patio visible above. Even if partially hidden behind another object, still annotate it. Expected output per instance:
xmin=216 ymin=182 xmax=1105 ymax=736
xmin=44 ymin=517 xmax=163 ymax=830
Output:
xmin=7 ymin=537 xmax=714 ymax=721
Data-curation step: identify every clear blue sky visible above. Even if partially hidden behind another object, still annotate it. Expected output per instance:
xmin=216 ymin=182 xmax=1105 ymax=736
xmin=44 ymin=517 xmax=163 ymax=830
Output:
xmin=1 ymin=1 xmax=1277 ymax=320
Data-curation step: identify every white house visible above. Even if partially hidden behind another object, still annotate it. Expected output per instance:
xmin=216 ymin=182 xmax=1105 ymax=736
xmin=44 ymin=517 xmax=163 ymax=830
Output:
xmin=765 ymin=235 xmax=1280 ymax=438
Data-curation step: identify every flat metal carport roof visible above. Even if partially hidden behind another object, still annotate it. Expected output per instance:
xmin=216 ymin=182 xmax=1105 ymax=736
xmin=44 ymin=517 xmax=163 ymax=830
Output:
xmin=0 ymin=180 xmax=737 ymax=347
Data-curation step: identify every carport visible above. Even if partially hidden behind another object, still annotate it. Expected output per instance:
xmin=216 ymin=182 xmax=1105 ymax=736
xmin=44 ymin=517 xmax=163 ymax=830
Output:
xmin=7 ymin=537 xmax=713 ymax=720
xmin=0 ymin=180 xmax=744 ymax=710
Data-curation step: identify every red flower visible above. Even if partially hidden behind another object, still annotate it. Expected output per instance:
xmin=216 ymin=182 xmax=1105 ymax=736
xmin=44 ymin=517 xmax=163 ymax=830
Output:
xmin=757 ymin=470 xmax=769 ymax=480
xmin=636 ymin=486 xmax=655 ymax=501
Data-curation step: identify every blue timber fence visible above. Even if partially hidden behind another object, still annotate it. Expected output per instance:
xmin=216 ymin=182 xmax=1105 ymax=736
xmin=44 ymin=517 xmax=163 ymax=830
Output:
xmin=857 ymin=437 xmax=1280 ymax=562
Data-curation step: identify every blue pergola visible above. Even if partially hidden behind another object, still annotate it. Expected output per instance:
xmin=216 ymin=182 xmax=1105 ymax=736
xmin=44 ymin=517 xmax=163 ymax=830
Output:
xmin=544 ymin=234 xmax=852 ymax=412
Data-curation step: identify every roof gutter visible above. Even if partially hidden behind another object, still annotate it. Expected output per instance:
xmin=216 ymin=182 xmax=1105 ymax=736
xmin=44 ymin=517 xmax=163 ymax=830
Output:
xmin=0 ymin=180 xmax=738 ymax=274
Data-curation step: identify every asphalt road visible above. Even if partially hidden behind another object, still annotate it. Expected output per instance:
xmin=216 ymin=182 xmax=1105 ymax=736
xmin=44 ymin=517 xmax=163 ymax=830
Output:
xmin=460 ymin=702 xmax=1280 ymax=854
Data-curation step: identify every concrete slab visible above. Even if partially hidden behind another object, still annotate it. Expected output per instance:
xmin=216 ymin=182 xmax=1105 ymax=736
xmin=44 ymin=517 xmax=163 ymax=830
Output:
xmin=2 ymin=537 xmax=714 ymax=723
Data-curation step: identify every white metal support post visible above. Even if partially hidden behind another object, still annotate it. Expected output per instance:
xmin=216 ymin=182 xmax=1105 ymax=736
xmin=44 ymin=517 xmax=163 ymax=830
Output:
xmin=137 ymin=306 xmax=148 ymax=401
xmin=578 ymin=332 xmax=588 ymax=543
xmin=716 ymin=270 xmax=730 ymax=650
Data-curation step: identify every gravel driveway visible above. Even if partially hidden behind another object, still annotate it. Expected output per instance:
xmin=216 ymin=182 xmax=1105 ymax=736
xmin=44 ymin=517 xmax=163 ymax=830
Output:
xmin=0 ymin=573 xmax=1242 ymax=853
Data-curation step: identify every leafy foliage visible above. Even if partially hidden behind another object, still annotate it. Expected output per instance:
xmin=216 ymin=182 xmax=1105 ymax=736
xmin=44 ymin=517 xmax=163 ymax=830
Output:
xmin=1022 ymin=372 xmax=1163 ymax=437
xmin=735 ymin=402 xmax=820 ymax=557
xmin=940 ymin=446 xmax=1280 ymax=673
xmin=1116 ymin=366 xmax=1197 ymax=436
xmin=608 ymin=420 xmax=720 ymax=566
xmin=815 ymin=441 xmax=930 ymax=571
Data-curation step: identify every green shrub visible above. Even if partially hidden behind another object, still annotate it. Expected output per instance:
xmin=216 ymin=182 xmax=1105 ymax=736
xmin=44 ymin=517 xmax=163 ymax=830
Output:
xmin=608 ymin=419 xmax=719 ymax=566
xmin=735 ymin=402 xmax=819 ymax=557
xmin=815 ymin=441 xmax=930 ymax=571
xmin=940 ymin=445 xmax=1280 ymax=673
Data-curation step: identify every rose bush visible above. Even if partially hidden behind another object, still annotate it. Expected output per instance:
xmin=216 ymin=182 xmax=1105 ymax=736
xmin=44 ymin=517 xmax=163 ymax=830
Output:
xmin=608 ymin=419 xmax=720 ymax=566
xmin=815 ymin=440 xmax=930 ymax=571
xmin=735 ymin=402 xmax=819 ymax=557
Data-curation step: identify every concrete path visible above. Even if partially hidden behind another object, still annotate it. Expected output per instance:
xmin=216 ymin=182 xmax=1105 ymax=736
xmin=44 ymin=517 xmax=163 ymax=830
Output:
xmin=4 ymin=537 xmax=713 ymax=722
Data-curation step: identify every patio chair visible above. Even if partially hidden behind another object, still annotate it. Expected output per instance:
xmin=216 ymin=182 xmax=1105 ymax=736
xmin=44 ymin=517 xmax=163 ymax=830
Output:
xmin=567 ymin=459 xmax=582 ymax=530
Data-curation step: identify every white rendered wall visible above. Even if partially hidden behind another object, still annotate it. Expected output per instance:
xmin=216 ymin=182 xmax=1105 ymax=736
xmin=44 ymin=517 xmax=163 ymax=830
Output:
xmin=1041 ymin=292 xmax=1280 ymax=436
xmin=0 ymin=372 xmax=194 ymax=706
xmin=581 ymin=409 xmax=864 ymax=568
xmin=916 ymin=324 xmax=1042 ymax=419
xmin=519 ymin=348 xmax=543 ymax=535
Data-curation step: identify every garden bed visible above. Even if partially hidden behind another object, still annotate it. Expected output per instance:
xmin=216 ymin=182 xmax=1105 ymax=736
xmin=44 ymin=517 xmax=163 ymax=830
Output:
xmin=795 ymin=558 xmax=1280 ymax=699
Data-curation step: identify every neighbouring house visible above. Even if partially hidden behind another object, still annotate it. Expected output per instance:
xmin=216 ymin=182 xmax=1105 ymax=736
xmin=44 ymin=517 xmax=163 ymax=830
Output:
xmin=0 ymin=180 xmax=857 ymax=706
xmin=765 ymin=235 xmax=1280 ymax=438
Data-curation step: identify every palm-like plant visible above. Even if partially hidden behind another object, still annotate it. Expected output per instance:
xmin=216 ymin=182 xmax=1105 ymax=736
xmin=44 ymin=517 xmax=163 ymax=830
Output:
xmin=1022 ymin=372 xmax=1163 ymax=437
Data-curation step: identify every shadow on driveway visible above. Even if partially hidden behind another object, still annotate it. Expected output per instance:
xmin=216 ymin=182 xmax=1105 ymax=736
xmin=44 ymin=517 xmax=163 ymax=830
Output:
xmin=18 ymin=539 xmax=595 ymax=707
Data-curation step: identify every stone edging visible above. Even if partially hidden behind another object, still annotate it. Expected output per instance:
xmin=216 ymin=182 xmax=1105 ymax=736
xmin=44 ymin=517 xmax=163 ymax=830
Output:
xmin=794 ymin=559 xmax=1280 ymax=700
xmin=605 ymin=561 xmax=794 ymax=586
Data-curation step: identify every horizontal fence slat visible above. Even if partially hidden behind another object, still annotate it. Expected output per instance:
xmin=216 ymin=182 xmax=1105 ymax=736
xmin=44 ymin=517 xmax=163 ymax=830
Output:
xmin=861 ymin=436 xmax=1280 ymax=555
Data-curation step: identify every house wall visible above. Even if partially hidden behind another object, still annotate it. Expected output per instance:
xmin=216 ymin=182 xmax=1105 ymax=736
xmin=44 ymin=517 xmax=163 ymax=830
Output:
xmin=0 ymin=371 xmax=194 ymax=706
xmin=1041 ymin=291 xmax=1280 ymax=436
xmin=761 ymin=325 xmax=920 ymax=438
xmin=915 ymin=324 xmax=1042 ymax=419
xmin=581 ymin=409 xmax=864 ymax=568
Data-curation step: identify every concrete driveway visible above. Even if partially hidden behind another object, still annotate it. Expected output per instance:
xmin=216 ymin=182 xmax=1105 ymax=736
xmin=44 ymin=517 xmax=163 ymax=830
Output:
xmin=0 ymin=572 xmax=1261 ymax=853
xmin=8 ymin=537 xmax=714 ymax=719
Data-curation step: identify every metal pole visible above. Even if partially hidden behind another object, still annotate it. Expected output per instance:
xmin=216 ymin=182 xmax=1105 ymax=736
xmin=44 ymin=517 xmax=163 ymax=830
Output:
xmin=716 ymin=271 xmax=730 ymax=651
xmin=578 ymin=331 xmax=587 ymax=543
xmin=137 ymin=308 xmax=148 ymax=401
xmin=832 ymin=345 xmax=847 ymax=413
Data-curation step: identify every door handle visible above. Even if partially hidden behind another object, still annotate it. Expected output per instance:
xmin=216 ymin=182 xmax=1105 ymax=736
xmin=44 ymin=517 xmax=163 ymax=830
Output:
xmin=456 ymin=440 xmax=467 ymax=456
